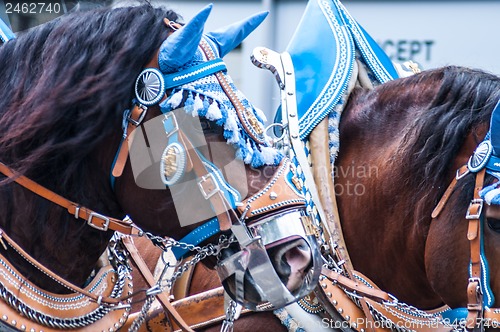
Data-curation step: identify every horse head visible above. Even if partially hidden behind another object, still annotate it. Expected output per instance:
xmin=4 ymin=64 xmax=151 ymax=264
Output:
xmin=115 ymin=5 xmax=322 ymax=310
xmin=0 ymin=3 xmax=321 ymax=330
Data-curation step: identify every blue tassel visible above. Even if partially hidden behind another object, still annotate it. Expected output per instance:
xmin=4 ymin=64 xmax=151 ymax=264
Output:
xmin=224 ymin=129 xmax=234 ymax=140
xmin=216 ymin=107 xmax=228 ymax=127
xmin=251 ymin=143 xmax=265 ymax=168
xmin=274 ymin=151 xmax=284 ymax=164
xmin=160 ymin=98 xmax=173 ymax=113
xmin=235 ymin=148 xmax=244 ymax=161
xmin=199 ymin=97 xmax=210 ymax=117
xmin=185 ymin=91 xmax=194 ymax=114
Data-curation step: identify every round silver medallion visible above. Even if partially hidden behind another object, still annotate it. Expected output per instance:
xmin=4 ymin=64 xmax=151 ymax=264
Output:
xmin=135 ymin=68 xmax=165 ymax=106
xmin=160 ymin=142 xmax=187 ymax=186
xmin=468 ymin=140 xmax=493 ymax=172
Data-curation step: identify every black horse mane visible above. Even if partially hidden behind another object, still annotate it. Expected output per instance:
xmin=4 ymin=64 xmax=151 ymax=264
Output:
xmin=0 ymin=4 xmax=181 ymax=270
xmin=0 ymin=4 xmax=179 ymax=192
xmin=399 ymin=66 xmax=500 ymax=218
xmin=348 ymin=66 xmax=500 ymax=221
xmin=396 ymin=66 xmax=500 ymax=189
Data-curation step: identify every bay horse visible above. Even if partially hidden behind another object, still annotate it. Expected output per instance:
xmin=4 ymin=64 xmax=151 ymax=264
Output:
xmin=151 ymin=65 xmax=500 ymax=331
xmin=0 ymin=3 xmax=321 ymax=331
xmin=127 ymin=0 xmax=500 ymax=330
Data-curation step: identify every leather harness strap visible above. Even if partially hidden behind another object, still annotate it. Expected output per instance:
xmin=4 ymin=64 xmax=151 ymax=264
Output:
xmin=431 ymin=165 xmax=469 ymax=218
xmin=122 ymin=236 xmax=195 ymax=332
xmin=320 ymin=267 xmax=390 ymax=303
xmin=177 ymin=130 xmax=233 ymax=231
xmin=112 ymin=104 xmax=148 ymax=178
xmin=0 ymin=161 xmax=135 ymax=234
xmin=466 ymin=168 xmax=485 ymax=330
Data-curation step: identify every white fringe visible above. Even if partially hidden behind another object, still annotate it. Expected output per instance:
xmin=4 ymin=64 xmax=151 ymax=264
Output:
xmin=192 ymin=93 xmax=204 ymax=116
xmin=206 ymin=101 xmax=222 ymax=121
xmin=261 ymin=146 xmax=278 ymax=165
xmin=244 ymin=141 xmax=253 ymax=164
xmin=167 ymin=90 xmax=184 ymax=109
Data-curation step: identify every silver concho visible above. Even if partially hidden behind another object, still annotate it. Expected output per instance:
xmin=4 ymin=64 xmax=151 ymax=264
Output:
xmin=135 ymin=68 xmax=165 ymax=106
xmin=160 ymin=142 xmax=187 ymax=186
xmin=468 ymin=140 xmax=493 ymax=172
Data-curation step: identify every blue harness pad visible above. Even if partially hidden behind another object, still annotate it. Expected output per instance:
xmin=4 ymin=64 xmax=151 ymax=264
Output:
xmin=286 ymin=0 xmax=398 ymax=139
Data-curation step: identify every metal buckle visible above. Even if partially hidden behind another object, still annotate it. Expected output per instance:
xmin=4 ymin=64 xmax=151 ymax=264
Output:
xmin=198 ymin=173 xmax=220 ymax=199
xmin=466 ymin=199 xmax=484 ymax=220
xmin=87 ymin=212 xmax=110 ymax=231
xmin=163 ymin=112 xmax=179 ymax=138
xmin=468 ymin=277 xmax=482 ymax=292
xmin=456 ymin=167 xmax=470 ymax=180
xmin=127 ymin=105 xmax=148 ymax=127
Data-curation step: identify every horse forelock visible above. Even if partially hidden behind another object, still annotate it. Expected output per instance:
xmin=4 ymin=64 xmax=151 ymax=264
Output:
xmin=0 ymin=4 xmax=178 ymax=192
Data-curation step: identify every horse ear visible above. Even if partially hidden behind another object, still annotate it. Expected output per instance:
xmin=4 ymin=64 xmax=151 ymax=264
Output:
xmin=490 ymin=99 xmax=500 ymax=155
xmin=204 ymin=11 xmax=268 ymax=58
xmin=158 ymin=4 xmax=213 ymax=73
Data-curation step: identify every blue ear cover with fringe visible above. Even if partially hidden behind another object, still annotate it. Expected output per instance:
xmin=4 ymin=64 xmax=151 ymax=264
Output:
xmin=204 ymin=11 xmax=268 ymax=58
xmin=158 ymin=4 xmax=212 ymax=73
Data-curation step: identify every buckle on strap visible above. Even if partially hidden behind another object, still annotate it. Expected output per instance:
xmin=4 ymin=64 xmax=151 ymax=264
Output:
xmin=127 ymin=105 xmax=148 ymax=127
xmin=163 ymin=112 xmax=179 ymax=138
xmin=198 ymin=173 xmax=220 ymax=200
xmin=466 ymin=199 xmax=484 ymax=220
xmin=87 ymin=212 xmax=110 ymax=231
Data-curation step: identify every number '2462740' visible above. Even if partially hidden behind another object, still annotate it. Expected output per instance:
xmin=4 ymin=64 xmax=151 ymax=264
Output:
xmin=5 ymin=2 xmax=61 ymax=14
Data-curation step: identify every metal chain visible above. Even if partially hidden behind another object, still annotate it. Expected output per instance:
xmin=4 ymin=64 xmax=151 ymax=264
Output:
xmin=128 ymin=232 xmax=237 ymax=330
xmin=220 ymin=300 xmax=237 ymax=332
xmin=144 ymin=232 xmax=236 ymax=288
xmin=128 ymin=295 xmax=156 ymax=332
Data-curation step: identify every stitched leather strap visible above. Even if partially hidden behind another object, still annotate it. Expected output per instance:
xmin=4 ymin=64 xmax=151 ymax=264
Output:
xmin=112 ymin=104 xmax=148 ymax=178
xmin=178 ymin=130 xmax=233 ymax=231
xmin=466 ymin=168 xmax=485 ymax=330
xmin=122 ymin=236 xmax=195 ymax=332
xmin=431 ymin=165 xmax=469 ymax=218
xmin=321 ymin=267 xmax=391 ymax=303
xmin=0 ymin=161 xmax=135 ymax=234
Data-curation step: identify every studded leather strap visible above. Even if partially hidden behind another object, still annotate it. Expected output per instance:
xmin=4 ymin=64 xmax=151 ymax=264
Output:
xmin=122 ymin=236 xmax=195 ymax=332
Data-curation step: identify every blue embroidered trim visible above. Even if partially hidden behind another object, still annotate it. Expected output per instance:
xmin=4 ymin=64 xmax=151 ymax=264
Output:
xmin=486 ymin=155 xmax=500 ymax=173
xmin=164 ymin=59 xmax=226 ymax=90
xmin=297 ymin=0 xmax=354 ymax=139
xmin=171 ymin=218 xmax=220 ymax=260
xmin=336 ymin=1 xmax=398 ymax=83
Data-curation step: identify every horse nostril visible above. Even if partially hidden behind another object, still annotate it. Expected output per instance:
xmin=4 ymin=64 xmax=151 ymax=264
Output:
xmin=267 ymin=238 xmax=312 ymax=292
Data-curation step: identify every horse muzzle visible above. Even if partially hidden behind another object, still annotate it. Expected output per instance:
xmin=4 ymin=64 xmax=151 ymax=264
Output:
xmin=215 ymin=207 xmax=322 ymax=311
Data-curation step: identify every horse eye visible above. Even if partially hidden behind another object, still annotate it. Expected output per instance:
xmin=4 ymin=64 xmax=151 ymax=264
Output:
xmin=487 ymin=218 xmax=500 ymax=233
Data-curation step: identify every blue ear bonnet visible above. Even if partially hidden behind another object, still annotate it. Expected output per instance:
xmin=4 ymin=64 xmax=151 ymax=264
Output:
xmin=156 ymin=6 xmax=281 ymax=168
